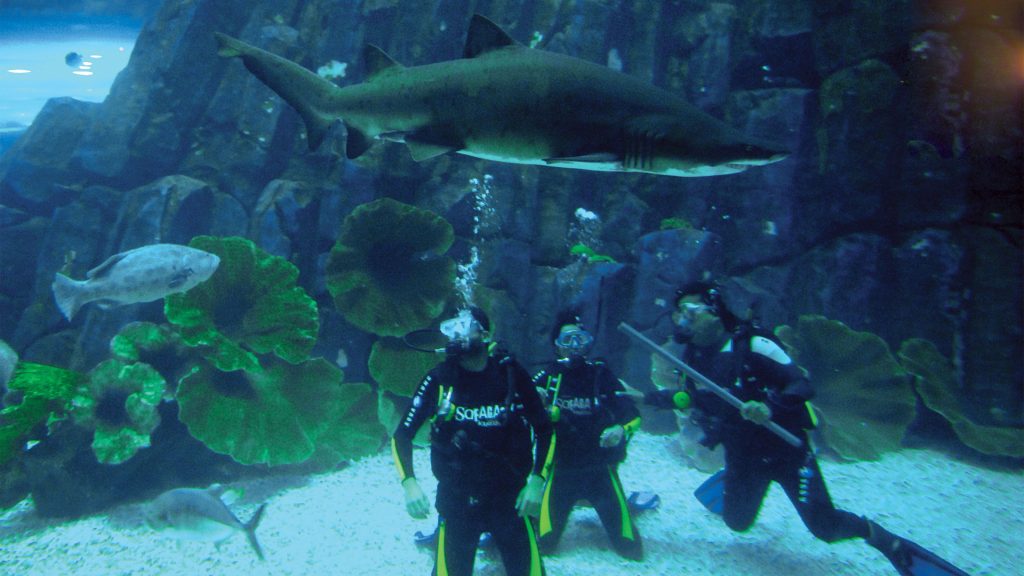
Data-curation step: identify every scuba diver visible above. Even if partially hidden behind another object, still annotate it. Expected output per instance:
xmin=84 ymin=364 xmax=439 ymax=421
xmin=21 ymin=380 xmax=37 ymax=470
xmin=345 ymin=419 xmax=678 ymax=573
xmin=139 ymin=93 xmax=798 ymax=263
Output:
xmin=642 ymin=281 xmax=972 ymax=576
xmin=531 ymin=309 xmax=644 ymax=560
xmin=392 ymin=307 xmax=552 ymax=576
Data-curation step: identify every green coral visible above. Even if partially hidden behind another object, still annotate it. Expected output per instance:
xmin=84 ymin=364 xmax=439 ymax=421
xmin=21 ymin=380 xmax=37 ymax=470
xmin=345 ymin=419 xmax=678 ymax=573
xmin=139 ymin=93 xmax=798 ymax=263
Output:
xmin=898 ymin=338 xmax=1024 ymax=458
xmin=110 ymin=321 xmax=193 ymax=397
xmin=659 ymin=217 xmax=694 ymax=231
xmin=165 ymin=236 xmax=319 ymax=372
xmin=368 ymin=337 xmax=442 ymax=397
xmin=776 ymin=315 xmax=915 ymax=460
xmin=569 ymin=244 xmax=617 ymax=264
xmin=0 ymin=363 xmax=81 ymax=466
xmin=176 ymin=357 xmax=381 ymax=466
xmin=326 ymin=199 xmax=455 ymax=337
xmin=308 ymin=381 xmax=387 ymax=465
xmin=72 ymin=360 xmax=165 ymax=464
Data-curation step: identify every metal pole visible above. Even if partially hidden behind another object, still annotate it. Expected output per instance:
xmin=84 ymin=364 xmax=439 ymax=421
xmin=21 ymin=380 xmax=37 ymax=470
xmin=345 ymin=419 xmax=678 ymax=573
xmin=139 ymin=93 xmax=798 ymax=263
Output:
xmin=618 ymin=322 xmax=802 ymax=448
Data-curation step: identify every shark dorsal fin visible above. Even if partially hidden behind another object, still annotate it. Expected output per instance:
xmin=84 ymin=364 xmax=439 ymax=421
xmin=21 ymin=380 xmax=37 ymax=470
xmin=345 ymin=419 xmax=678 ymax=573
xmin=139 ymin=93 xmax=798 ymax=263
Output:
xmin=363 ymin=44 xmax=403 ymax=80
xmin=463 ymin=14 xmax=519 ymax=58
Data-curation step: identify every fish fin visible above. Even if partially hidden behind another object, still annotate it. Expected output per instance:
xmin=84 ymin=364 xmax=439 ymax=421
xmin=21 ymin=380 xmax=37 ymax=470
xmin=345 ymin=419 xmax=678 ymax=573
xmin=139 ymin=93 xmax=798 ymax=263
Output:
xmin=362 ymin=44 xmax=403 ymax=80
xmin=214 ymin=32 xmax=244 ymax=58
xmin=51 ymin=273 xmax=84 ymax=321
xmin=405 ymin=139 xmax=457 ymax=162
xmin=463 ymin=14 xmax=520 ymax=58
xmin=544 ymin=152 xmax=620 ymax=164
xmin=210 ymin=484 xmax=245 ymax=506
xmin=244 ymin=503 xmax=267 ymax=561
xmin=211 ymin=31 xmax=243 ymax=58
xmin=86 ymin=252 xmax=128 ymax=279
xmin=167 ymin=268 xmax=193 ymax=290
xmin=377 ymin=131 xmax=408 ymax=143
xmin=344 ymin=122 xmax=374 ymax=159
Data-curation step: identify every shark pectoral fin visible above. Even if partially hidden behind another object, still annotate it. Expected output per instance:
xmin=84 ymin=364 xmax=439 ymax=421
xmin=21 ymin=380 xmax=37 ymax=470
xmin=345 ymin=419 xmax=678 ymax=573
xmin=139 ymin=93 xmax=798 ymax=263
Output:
xmin=544 ymin=153 xmax=620 ymax=164
xmin=344 ymin=123 xmax=374 ymax=159
xmin=378 ymin=131 xmax=408 ymax=143
xmin=363 ymin=44 xmax=404 ymax=80
xmin=405 ymin=140 xmax=457 ymax=162
xmin=464 ymin=14 xmax=521 ymax=58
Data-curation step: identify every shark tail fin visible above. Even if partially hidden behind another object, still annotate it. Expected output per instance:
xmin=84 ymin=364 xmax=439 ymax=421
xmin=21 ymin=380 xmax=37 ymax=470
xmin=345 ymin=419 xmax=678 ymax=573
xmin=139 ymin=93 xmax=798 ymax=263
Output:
xmin=213 ymin=32 xmax=337 ymax=151
xmin=243 ymin=503 xmax=267 ymax=561
xmin=51 ymin=274 xmax=84 ymax=321
xmin=214 ymin=32 xmax=244 ymax=58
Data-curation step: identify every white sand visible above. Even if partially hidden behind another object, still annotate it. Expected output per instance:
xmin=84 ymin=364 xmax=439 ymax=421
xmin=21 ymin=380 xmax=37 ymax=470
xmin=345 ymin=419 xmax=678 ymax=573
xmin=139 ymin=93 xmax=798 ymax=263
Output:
xmin=0 ymin=432 xmax=1020 ymax=576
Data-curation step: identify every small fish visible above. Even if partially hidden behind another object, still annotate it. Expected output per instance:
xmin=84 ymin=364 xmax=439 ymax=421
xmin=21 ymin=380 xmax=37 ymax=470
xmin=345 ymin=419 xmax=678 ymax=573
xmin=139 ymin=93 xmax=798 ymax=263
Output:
xmin=145 ymin=486 xmax=267 ymax=560
xmin=65 ymin=51 xmax=84 ymax=68
xmin=51 ymin=244 xmax=220 ymax=320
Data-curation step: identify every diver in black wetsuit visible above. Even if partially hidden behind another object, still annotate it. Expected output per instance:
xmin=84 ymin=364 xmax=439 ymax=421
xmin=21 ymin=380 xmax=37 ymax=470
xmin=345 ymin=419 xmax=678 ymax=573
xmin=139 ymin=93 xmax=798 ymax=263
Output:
xmin=531 ymin=310 xmax=643 ymax=560
xmin=392 ymin=307 xmax=551 ymax=576
xmin=643 ymin=282 xmax=971 ymax=576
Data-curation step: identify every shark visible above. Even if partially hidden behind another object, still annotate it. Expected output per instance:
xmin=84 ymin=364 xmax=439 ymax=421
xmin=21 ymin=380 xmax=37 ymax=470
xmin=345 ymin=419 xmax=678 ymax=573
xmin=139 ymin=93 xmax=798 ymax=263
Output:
xmin=215 ymin=14 xmax=788 ymax=177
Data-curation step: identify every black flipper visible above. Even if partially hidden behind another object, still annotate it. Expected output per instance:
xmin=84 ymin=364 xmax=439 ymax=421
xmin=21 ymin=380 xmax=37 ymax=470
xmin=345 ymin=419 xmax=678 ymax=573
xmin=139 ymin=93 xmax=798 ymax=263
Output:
xmin=693 ymin=469 xmax=725 ymax=515
xmin=869 ymin=520 xmax=972 ymax=576
xmin=892 ymin=538 xmax=972 ymax=576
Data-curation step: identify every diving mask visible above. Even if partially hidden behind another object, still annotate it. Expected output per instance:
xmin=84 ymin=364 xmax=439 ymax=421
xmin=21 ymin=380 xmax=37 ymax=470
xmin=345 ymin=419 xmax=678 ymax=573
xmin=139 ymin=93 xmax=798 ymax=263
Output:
xmin=555 ymin=328 xmax=594 ymax=357
xmin=440 ymin=309 xmax=486 ymax=356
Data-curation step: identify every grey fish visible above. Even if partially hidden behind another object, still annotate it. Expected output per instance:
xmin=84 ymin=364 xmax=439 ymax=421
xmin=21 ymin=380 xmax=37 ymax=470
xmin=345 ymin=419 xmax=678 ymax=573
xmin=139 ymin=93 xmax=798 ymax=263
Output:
xmin=215 ymin=14 xmax=787 ymax=178
xmin=145 ymin=486 xmax=266 ymax=560
xmin=51 ymin=243 xmax=220 ymax=320
xmin=0 ymin=340 xmax=16 ymax=398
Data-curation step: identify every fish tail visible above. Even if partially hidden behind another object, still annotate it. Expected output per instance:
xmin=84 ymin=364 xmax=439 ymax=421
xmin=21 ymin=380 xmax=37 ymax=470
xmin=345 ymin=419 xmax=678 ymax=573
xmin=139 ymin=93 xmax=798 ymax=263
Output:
xmin=51 ymin=274 xmax=84 ymax=321
xmin=213 ymin=32 xmax=337 ymax=150
xmin=243 ymin=503 xmax=267 ymax=561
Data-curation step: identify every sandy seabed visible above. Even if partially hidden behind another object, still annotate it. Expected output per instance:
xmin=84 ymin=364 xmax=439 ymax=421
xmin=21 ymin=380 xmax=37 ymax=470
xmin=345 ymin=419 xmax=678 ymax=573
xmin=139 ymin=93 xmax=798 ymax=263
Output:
xmin=0 ymin=432 xmax=1020 ymax=576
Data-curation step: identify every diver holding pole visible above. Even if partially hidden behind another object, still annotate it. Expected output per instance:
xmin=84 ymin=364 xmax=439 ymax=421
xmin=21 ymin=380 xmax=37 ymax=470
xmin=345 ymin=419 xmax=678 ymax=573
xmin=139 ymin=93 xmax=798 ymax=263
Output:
xmin=618 ymin=321 xmax=801 ymax=447
xmin=618 ymin=282 xmax=972 ymax=576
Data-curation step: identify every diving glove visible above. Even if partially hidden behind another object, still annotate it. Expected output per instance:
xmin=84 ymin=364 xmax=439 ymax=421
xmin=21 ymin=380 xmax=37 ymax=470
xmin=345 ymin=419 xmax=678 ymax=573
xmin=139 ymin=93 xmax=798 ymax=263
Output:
xmin=740 ymin=401 xmax=772 ymax=425
xmin=402 ymin=477 xmax=431 ymax=519
xmin=515 ymin=474 xmax=546 ymax=518
xmin=599 ymin=424 xmax=626 ymax=448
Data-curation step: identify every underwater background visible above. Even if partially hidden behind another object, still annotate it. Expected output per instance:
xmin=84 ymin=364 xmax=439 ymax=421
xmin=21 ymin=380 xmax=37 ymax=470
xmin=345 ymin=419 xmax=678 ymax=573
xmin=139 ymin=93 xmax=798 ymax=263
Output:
xmin=0 ymin=0 xmax=1021 ymax=574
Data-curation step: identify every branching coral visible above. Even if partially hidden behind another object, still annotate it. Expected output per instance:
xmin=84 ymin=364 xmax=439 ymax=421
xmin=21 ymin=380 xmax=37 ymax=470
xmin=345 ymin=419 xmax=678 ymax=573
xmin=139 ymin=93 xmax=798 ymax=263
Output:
xmin=72 ymin=360 xmax=165 ymax=464
xmin=165 ymin=236 xmax=319 ymax=372
xmin=898 ymin=338 xmax=1024 ymax=458
xmin=326 ymin=198 xmax=455 ymax=337
xmin=176 ymin=357 xmax=383 ymax=466
xmin=368 ymin=337 xmax=442 ymax=397
xmin=776 ymin=315 xmax=915 ymax=460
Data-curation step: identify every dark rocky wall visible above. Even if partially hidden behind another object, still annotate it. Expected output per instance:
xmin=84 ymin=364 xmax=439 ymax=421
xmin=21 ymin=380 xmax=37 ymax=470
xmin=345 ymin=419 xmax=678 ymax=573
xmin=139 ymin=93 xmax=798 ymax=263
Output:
xmin=0 ymin=0 xmax=1020 ymax=429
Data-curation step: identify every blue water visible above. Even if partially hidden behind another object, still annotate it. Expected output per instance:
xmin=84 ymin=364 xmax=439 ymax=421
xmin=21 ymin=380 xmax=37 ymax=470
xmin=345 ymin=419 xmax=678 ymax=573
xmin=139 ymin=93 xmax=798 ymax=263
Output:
xmin=0 ymin=14 xmax=141 ymax=129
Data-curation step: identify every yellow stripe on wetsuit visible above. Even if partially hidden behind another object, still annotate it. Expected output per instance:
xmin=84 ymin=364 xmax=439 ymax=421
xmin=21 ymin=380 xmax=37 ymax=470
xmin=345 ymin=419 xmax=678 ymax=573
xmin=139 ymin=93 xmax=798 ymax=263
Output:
xmin=390 ymin=437 xmax=409 ymax=482
xmin=525 ymin=516 xmax=543 ymax=576
xmin=608 ymin=467 xmax=635 ymax=541
xmin=437 ymin=519 xmax=449 ymax=576
xmin=539 ymin=466 xmax=556 ymax=536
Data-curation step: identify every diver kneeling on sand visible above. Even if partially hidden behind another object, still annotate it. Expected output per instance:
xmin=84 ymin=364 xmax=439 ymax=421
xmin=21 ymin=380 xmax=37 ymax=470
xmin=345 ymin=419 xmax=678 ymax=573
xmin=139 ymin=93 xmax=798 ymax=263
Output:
xmin=628 ymin=281 xmax=972 ymax=576
xmin=531 ymin=308 xmax=645 ymax=560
